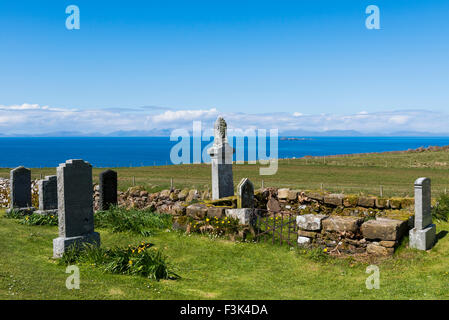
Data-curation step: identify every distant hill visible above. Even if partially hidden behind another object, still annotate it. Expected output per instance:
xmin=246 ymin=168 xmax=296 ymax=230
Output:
xmin=1 ymin=129 xmax=449 ymax=137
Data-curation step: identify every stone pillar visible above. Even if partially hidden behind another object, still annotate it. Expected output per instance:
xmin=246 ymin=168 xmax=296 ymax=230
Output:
xmin=7 ymin=166 xmax=33 ymax=213
xmin=237 ymin=178 xmax=254 ymax=208
xmin=99 ymin=169 xmax=117 ymax=211
xmin=36 ymin=175 xmax=58 ymax=215
xmin=409 ymin=177 xmax=436 ymax=250
xmin=53 ymin=159 xmax=100 ymax=258
xmin=207 ymin=117 xmax=235 ymax=200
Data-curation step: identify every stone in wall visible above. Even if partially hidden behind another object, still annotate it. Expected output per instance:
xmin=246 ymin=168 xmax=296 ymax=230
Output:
xmin=277 ymin=188 xmax=290 ymax=200
xmin=186 ymin=203 xmax=208 ymax=219
xmin=361 ymin=218 xmax=408 ymax=241
xmin=358 ymin=197 xmax=377 ymax=208
xmin=322 ymin=216 xmax=364 ymax=233
xmin=324 ymin=194 xmax=344 ymax=206
xmin=296 ymin=214 xmax=328 ymax=231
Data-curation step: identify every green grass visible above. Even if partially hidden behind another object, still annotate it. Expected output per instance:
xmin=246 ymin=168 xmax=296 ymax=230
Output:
xmin=94 ymin=206 xmax=172 ymax=236
xmin=2 ymin=147 xmax=449 ymax=197
xmin=1 ymin=209 xmax=449 ymax=300
xmin=2 ymin=148 xmax=449 ymax=299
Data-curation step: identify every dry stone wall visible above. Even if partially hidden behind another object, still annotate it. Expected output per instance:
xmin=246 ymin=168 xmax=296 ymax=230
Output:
xmin=0 ymin=178 xmax=39 ymax=209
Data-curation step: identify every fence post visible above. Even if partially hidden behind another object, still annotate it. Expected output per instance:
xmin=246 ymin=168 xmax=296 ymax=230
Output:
xmin=261 ymin=179 xmax=264 ymax=189
xmin=170 ymin=178 xmax=174 ymax=190
xmin=380 ymin=185 xmax=383 ymax=198
xmin=132 ymin=176 xmax=135 ymax=186
xmin=320 ymin=183 xmax=324 ymax=191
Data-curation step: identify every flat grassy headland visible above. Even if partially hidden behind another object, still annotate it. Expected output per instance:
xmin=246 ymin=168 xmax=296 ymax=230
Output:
xmin=2 ymin=147 xmax=449 ymax=197
xmin=1 ymin=147 xmax=449 ymax=300
xmin=1 ymin=208 xmax=449 ymax=300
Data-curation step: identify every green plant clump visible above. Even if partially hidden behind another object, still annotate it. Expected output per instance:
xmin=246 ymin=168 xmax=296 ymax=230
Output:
xmin=20 ymin=213 xmax=58 ymax=226
xmin=94 ymin=206 xmax=172 ymax=235
xmin=59 ymin=242 xmax=179 ymax=281
xmin=432 ymin=194 xmax=449 ymax=222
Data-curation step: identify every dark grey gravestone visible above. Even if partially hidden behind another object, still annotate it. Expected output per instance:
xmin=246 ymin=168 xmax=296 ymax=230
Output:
xmin=36 ymin=175 xmax=58 ymax=215
xmin=207 ymin=117 xmax=235 ymax=200
xmin=53 ymin=159 xmax=100 ymax=258
xmin=237 ymin=178 xmax=254 ymax=208
xmin=8 ymin=166 xmax=33 ymax=213
xmin=99 ymin=169 xmax=117 ymax=210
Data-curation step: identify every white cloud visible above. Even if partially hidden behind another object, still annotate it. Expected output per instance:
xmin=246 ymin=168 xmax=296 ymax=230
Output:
xmin=388 ymin=115 xmax=409 ymax=125
xmin=0 ymin=103 xmax=448 ymax=135
xmin=152 ymin=108 xmax=218 ymax=123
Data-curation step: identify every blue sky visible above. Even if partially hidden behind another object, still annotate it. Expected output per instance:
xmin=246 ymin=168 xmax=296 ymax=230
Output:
xmin=0 ymin=0 xmax=448 ymax=135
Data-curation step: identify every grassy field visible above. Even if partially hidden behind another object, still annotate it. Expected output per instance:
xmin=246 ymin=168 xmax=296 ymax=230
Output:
xmin=1 ymin=208 xmax=449 ymax=300
xmin=2 ymin=149 xmax=449 ymax=300
xmin=2 ymin=148 xmax=449 ymax=197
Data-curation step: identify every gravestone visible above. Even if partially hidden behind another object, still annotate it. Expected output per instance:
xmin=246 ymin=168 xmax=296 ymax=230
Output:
xmin=409 ymin=177 xmax=436 ymax=250
xmin=36 ymin=175 xmax=58 ymax=215
xmin=237 ymin=178 xmax=254 ymax=208
xmin=7 ymin=166 xmax=33 ymax=213
xmin=207 ymin=117 xmax=235 ymax=200
xmin=53 ymin=159 xmax=100 ymax=258
xmin=99 ymin=169 xmax=117 ymax=211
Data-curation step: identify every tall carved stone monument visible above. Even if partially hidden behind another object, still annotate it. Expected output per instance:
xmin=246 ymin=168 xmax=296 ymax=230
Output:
xmin=237 ymin=178 xmax=254 ymax=208
xmin=53 ymin=159 xmax=100 ymax=258
xmin=207 ymin=117 xmax=235 ymax=200
xmin=7 ymin=166 xmax=33 ymax=213
xmin=409 ymin=177 xmax=436 ymax=250
xmin=99 ymin=169 xmax=117 ymax=211
xmin=36 ymin=175 xmax=58 ymax=215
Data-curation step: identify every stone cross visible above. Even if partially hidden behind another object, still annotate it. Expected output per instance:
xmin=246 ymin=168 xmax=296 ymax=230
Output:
xmin=207 ymin=117 xmax=235 ymax=200
xmin=36 ymin=175 xmax=58 ymax=215
xmin=99 ymin=169 xmax=117 ymax=211
xmin=53 ymin=159 xmax=100 ymax=258
xmin=409 ymin=177 xmax=436 ymax=250
xmin=237 ymin=178 xmax=254 ymax=208
xmin=8 ymin=166 xmax=33 ymax=213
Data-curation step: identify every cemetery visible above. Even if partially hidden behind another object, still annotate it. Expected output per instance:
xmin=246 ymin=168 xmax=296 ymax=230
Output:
xmin=0 ymin=117 xmax=448 ymax=299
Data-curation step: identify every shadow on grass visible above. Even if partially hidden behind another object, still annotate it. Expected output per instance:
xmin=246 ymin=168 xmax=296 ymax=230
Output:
xmin=436 ymin=230 xmax=448 ymax=244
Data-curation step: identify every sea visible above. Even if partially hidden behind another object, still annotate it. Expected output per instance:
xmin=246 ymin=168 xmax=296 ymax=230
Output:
xmin=1 ymin=136 xmax=449 ymax=168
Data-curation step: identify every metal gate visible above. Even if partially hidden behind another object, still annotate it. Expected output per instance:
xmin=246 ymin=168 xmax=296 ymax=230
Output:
xmin=252 ymin=209 xmax=298 ymax=246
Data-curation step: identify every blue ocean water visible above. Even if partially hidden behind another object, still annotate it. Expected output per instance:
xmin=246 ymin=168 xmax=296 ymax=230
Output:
xmin=0 ymin=137 xmax=449 ymax=168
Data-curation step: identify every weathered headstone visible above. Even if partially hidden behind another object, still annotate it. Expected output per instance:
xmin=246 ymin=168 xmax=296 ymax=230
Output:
xmin=207 ymin=117 xmax=235 ymax=200
xmin=409 ymin=177 xmax=436 ymax=250
xmin=225 ymin=208 xmax=256 ymax=226
xmin=237 ymin=178 xmax=254 ymax=208
xmin=99 ymin=169 xmax=117 ymax=211
xmin=7 ymin=166 xmax=33 ymax=213
xmin=36 ymin=175 xmax=58 ymax=215
xmin=53 ymin=159 xmax=100 ymax=258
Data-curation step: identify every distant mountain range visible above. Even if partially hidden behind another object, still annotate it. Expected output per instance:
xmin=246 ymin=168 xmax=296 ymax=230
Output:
xmin=1 ymin=129 xmax=449 ymax=137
